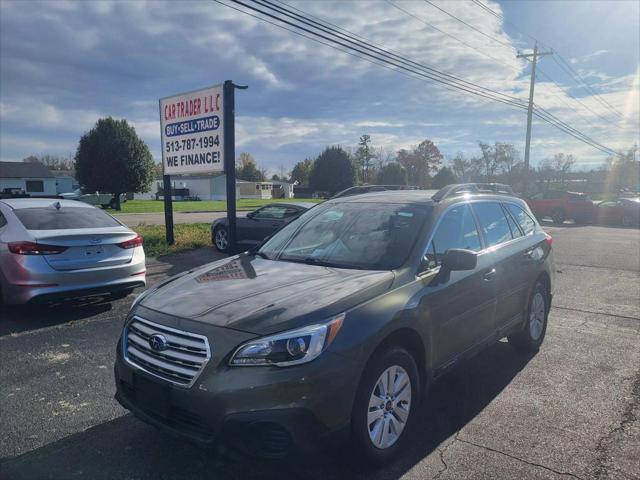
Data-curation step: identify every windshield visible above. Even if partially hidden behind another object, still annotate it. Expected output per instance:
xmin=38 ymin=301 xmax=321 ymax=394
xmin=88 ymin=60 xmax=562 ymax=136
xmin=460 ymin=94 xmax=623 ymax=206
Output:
xmin=259 ymin=202 xmax=431 ymax=270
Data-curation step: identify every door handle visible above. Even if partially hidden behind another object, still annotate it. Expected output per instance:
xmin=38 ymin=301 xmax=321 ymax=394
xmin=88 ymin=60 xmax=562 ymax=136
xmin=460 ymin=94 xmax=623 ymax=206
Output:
xmin=483 ymin=268 xmax=496 ymax=281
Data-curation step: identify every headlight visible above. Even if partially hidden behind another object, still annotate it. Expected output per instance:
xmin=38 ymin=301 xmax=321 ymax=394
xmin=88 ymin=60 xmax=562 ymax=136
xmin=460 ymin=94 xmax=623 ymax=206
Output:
xmin=229 ymin=313 xmax=345 ymax=367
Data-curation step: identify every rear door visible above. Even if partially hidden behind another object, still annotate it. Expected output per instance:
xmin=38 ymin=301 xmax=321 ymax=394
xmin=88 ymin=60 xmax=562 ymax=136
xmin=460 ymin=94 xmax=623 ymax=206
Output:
xmin=419 ymin=203 xmax=496 ymax=368
xmin=471 ymin=201 xmax=530 ymax=333
xmin=13 ymin=205 xmax=136 ymax=271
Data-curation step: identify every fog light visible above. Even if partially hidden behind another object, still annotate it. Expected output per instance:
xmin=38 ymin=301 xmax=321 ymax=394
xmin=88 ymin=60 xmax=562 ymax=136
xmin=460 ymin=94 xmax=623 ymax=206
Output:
xmin=286 ymin=337 xmax=307 ymax=356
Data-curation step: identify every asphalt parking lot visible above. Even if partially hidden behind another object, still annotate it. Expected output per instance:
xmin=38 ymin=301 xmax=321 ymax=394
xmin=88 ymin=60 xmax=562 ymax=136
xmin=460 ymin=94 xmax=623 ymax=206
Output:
xmin=1 ymin=223 xmax=638 ymax=480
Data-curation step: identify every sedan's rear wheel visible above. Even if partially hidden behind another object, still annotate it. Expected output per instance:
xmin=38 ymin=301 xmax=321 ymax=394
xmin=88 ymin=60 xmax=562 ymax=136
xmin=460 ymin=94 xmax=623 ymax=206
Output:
xmin=551 ymin=209 xmax=566 ymax=225
xmin=352 ymin=346 xmax=419 ymax=466
xmin=213 ymin=226 xmax=229 ymax=253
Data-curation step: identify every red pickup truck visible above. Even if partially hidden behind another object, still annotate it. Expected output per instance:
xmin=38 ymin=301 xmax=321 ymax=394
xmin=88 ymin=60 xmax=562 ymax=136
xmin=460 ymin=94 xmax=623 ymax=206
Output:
xmin=525 ymin=190 xmax=594 ymax=224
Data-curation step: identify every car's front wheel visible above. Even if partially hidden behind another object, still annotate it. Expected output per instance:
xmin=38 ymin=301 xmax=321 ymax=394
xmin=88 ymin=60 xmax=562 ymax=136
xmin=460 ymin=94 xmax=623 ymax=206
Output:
xmin=508 ymin=282 xmax=549 ymax=352
xmin=551 ymin=208 xmax=566 ymax=225
xmin=622 ymin=214 xmax=635 ymax=227
xmin=213 ymin=226 xmax=229 ymax=253
xmin=351 ymin=346 xmax=419 ymax=466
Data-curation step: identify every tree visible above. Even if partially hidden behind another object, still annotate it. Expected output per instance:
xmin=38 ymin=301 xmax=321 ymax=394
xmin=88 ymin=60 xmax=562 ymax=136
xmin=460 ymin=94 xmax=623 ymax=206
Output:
xmin=290 ymin=158 xmax=313 ymax=185
xmin=354 ymin=134 xmax=375 ymax=183
xmin=397 ymin=139 xmax=442 ymax=187
xmin=376 ymin=162 xmax=407 ymax=185
xmin=75 ymin=117 xmax=154 ymax=210
xmin=431 ymin=167 xmax=458 ymax=189
xmin=550 ymin=153 xmax=575 ymax=188
xmin=235 ymin=153 xmax=265 ymax=182
xmin=309 ymin=146 xmax=356 ymax=194
xmin=606 ymin=150 xmax=640 ymax=192
xmin=24 ymin=154 xmax=75 ymax=171
xmin=271 ymin=174 xmax=280 ymax=181
xmin=451 ymin=152 xmax=471 ymax=182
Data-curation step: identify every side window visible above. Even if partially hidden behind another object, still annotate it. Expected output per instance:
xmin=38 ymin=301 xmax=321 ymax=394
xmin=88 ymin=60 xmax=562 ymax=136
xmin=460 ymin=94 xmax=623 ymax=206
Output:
xmin=424 ymin=204 xmax=481 ymax=269
xmin=253 ymin=206 xmax=287 ymax=219
xmin=283 ymin=207 xmax=301 ymax=218
xmin=506 ymin=204 xmax=536 ymax=235
xmin=472 ymin=202 xmax=514 ymax=247
xmin=0 ymin=211 xmax=6 ymax=228
xmin=502 ymin=204 xmax=523 ymax=238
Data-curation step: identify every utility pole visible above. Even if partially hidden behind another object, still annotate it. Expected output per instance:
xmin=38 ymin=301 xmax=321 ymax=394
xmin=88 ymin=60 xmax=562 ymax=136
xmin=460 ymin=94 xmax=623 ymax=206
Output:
xmin=517 ymin=43 xmax=552 ymax=194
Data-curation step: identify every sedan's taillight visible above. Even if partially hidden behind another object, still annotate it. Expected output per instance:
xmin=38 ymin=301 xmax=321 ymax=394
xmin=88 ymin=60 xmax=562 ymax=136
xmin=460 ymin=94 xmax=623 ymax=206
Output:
xmin=117 ymin=234 xmax=143 ymax=249
xmin=8 ymin=241 xmax=67 ymax=255
xmin=545 ymin=233 xmax=553 ymax=248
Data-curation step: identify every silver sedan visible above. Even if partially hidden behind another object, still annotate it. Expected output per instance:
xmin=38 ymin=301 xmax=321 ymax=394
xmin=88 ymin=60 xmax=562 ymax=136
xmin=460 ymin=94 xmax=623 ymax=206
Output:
xmin=0 ymin=198 xmax=146 ymax=305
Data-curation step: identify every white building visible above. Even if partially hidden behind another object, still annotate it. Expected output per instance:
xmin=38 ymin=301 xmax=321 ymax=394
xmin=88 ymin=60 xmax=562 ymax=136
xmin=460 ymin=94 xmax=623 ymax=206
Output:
xmin=51 ymin=170 xmax=79 ymax=194
xmin=0 ymin=161 xmax=57 ymax=196
xmin=136 ymin=174 xmax=296 ymax=200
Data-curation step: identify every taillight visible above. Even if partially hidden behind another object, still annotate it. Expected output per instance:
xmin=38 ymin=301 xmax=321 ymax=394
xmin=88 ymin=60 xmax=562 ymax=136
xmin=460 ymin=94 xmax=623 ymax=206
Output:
xmin=117 ymin=234 xmax=143 ymax=249
xmin=8 ymin=241 xmax=67 ymax=255
xmin=545 ymin=233 xmax=553 ymax=248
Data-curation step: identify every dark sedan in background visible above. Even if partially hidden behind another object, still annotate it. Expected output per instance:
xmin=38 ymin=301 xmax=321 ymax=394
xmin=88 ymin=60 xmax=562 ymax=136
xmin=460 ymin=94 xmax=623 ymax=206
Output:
xmin=212 ymin=202 xmax=316 ymax=252
xmin=595 ymin=197 xmax=640 ymax=227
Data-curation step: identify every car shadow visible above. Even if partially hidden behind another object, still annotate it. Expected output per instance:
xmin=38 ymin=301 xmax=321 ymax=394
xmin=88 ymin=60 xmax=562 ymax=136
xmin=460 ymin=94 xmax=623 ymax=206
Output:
xmin=0 ymin=296 xmax=116 ymax=336
xmin=0 ymin=341 xmax=534 ymax=480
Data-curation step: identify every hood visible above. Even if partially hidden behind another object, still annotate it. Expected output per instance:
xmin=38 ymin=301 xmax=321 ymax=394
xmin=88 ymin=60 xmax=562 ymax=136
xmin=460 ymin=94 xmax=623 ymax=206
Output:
xmin=139 ymin=254 xmax=394 ymax=335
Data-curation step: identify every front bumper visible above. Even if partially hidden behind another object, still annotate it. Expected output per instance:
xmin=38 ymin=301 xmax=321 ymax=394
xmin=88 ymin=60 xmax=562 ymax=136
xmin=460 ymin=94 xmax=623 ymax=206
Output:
xmin=114 ymin=314 xmax=359 ymax=456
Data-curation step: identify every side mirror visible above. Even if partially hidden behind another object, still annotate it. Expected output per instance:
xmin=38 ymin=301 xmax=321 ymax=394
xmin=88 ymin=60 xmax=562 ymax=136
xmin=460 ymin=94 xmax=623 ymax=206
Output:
xmin=441 ymin=248 xmax=477 ymax=271
xmin=246 ymin=211 xmax=255 ymax=219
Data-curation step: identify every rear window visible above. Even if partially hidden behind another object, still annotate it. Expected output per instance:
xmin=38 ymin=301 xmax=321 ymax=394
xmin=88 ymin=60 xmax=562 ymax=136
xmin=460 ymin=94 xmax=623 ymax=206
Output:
xmin=506 ymin=204 xmax=536 ymax=235
xmin=472 ymin=202 xmax=514 ymax=247
xmin=14 ymin=207 xmax=121 ymax=230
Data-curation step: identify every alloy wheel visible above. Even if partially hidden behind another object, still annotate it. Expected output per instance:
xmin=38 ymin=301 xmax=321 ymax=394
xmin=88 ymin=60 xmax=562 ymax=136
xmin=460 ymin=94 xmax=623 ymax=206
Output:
xmin=215 ymin=228 xmax=228 ymax=250
xmin=367 ymin=365 xmax=412 ymax=449
xmin=529 ymin=292 xmax=546 ymax=340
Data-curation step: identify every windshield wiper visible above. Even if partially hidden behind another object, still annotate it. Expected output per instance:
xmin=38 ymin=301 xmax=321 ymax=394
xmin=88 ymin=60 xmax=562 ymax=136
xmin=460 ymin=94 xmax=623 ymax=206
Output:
xmin=255 ymin=251 xmax=271 ymax=260
xmin=281 ymin=256 xmax=364 ymax=270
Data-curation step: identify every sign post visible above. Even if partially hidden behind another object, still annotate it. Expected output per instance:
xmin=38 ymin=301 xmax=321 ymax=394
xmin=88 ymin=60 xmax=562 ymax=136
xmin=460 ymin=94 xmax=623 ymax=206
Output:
xmin=159 ymin=84 xmax=227 ymax=245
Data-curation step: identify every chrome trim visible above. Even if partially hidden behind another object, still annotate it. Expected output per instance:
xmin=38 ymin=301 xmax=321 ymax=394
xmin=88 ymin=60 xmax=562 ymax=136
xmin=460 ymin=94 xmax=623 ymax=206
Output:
xmin=123 ymin=315 xmax=211 ymax=388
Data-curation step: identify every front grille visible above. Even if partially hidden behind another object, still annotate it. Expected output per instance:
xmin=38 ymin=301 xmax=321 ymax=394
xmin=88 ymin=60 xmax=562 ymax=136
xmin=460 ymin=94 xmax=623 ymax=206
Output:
xmin=123 ymin=316 xmax=211 ymax=387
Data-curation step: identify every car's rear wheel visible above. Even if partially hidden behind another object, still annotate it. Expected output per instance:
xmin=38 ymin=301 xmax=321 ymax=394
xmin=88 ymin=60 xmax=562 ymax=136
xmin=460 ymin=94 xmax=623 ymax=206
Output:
xmin=622 ymin=214 xmax=635 ymax=227
xmin=351 ymin=346 xmax=419 ymax=466
xmin=213 ymin=226 xmax=229 ymax=253
xmin=508 ymin=282 xmax=549 ymax=352
xmin=551 ymin=209 xmax=566 ymax=225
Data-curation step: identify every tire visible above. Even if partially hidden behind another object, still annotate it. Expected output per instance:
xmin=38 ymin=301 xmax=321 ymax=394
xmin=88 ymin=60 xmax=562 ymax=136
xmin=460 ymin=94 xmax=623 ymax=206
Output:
xmin=551 ymin=209 xmax=566 ymax=225
xmin=351 ymin=346 xmax=420 ymax=467
xmin=213 ymin=226 xmax=229 ymax=253
xmin=622 ymin=214 xmax=634 ymax=227
xmin=508 ymin=282 xmax=549 ymax=352
xmin=110 ymin=288 xmax=134 ymax=300
xmin=101 ymin=204 xmax=110 ymax=209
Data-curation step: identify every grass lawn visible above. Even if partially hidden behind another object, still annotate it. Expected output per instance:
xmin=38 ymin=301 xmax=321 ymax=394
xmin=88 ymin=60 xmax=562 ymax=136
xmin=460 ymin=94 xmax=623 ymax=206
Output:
xmin=117 ymin=198 xmax=322 ymax=214
xmin=135 ymin=223 xmax=212 ymax=258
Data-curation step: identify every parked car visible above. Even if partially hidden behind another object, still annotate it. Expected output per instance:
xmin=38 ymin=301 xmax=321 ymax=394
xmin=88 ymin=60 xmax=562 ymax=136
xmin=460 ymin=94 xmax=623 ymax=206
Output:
xmin=331 ymin=184 xmax=420 ymax=199
xmin=525 ymin=190 xmax=594 ymax=224
xmin=115 ymin=187 xmax=554 ymax=464
xmin=59 ymin=189 xmax=126 ymax=209
xmin=594 ymin=197 xmax=640 ymax=227
xmin=211 ymin=202 xmax=316 ymax=253
xmin=0 ymin=198 xmax=145 ymax=304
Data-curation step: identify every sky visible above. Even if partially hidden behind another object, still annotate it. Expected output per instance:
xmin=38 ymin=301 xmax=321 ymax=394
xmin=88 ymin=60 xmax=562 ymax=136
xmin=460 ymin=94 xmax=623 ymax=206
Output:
xmin=1 ymin=0 xmax=638 ymax=175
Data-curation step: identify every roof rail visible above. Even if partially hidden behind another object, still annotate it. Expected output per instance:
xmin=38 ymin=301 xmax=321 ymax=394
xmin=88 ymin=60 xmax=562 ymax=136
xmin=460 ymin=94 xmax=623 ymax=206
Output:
xmin=432 ymin=183 xmax=514 ymax=202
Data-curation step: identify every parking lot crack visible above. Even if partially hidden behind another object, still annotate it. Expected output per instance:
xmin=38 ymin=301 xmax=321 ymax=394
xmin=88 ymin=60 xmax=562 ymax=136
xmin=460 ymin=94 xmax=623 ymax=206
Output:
xmin=593 ymin=368 xmax=640 ymax=479
xmin=552 ymin=305 xmax=640 ymax=322
xmin=456 ymin=438 xmax=586 ymax=479
xmin=433 ymin=431 xmax=460 ymax=480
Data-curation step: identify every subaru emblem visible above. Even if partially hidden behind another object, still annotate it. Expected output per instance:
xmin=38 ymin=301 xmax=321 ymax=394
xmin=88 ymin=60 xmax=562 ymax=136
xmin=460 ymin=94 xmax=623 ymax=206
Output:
xmin=148 ymin=334 xmax=168 ymax=352
xmin=90 ymin=238 xmax=102 ymax=244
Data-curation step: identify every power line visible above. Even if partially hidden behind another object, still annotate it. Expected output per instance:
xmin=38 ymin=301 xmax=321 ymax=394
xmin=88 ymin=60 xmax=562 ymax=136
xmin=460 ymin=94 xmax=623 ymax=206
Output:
xmin=386 ymin=0 xmax=517 ymax=72
xmin=214 ymin=0 xmax=621 ymax=157
xmin=238 ymin=0 xmax=527 ymax=107
xmin=468 ymin=0 xmax=625 ymax=121
xmin=552 ymin=54 xmax=624 ymax=119
xmin=422 ymin=0 xmax=514 ymax=50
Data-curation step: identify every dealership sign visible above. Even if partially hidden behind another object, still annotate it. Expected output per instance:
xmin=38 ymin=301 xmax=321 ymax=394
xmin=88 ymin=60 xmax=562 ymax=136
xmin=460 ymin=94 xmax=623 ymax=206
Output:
xmin=159 ymin=85 xmax=224 ymax=175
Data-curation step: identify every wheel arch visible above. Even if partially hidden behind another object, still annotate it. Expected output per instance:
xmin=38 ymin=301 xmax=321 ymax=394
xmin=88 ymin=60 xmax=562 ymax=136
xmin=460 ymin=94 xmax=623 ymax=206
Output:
xmin=534 ymin=271 xmax=552 ymax=312
xmin=365 ymin=327 xmax=429 ymax=394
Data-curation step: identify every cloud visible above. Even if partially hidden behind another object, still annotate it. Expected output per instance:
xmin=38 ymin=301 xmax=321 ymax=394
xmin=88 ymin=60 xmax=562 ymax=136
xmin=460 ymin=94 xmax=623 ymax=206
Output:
xmin=0 ymin=0 xmax=637 ymax=170
xmin=570 ymin=49 xmax=609 ymax=64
